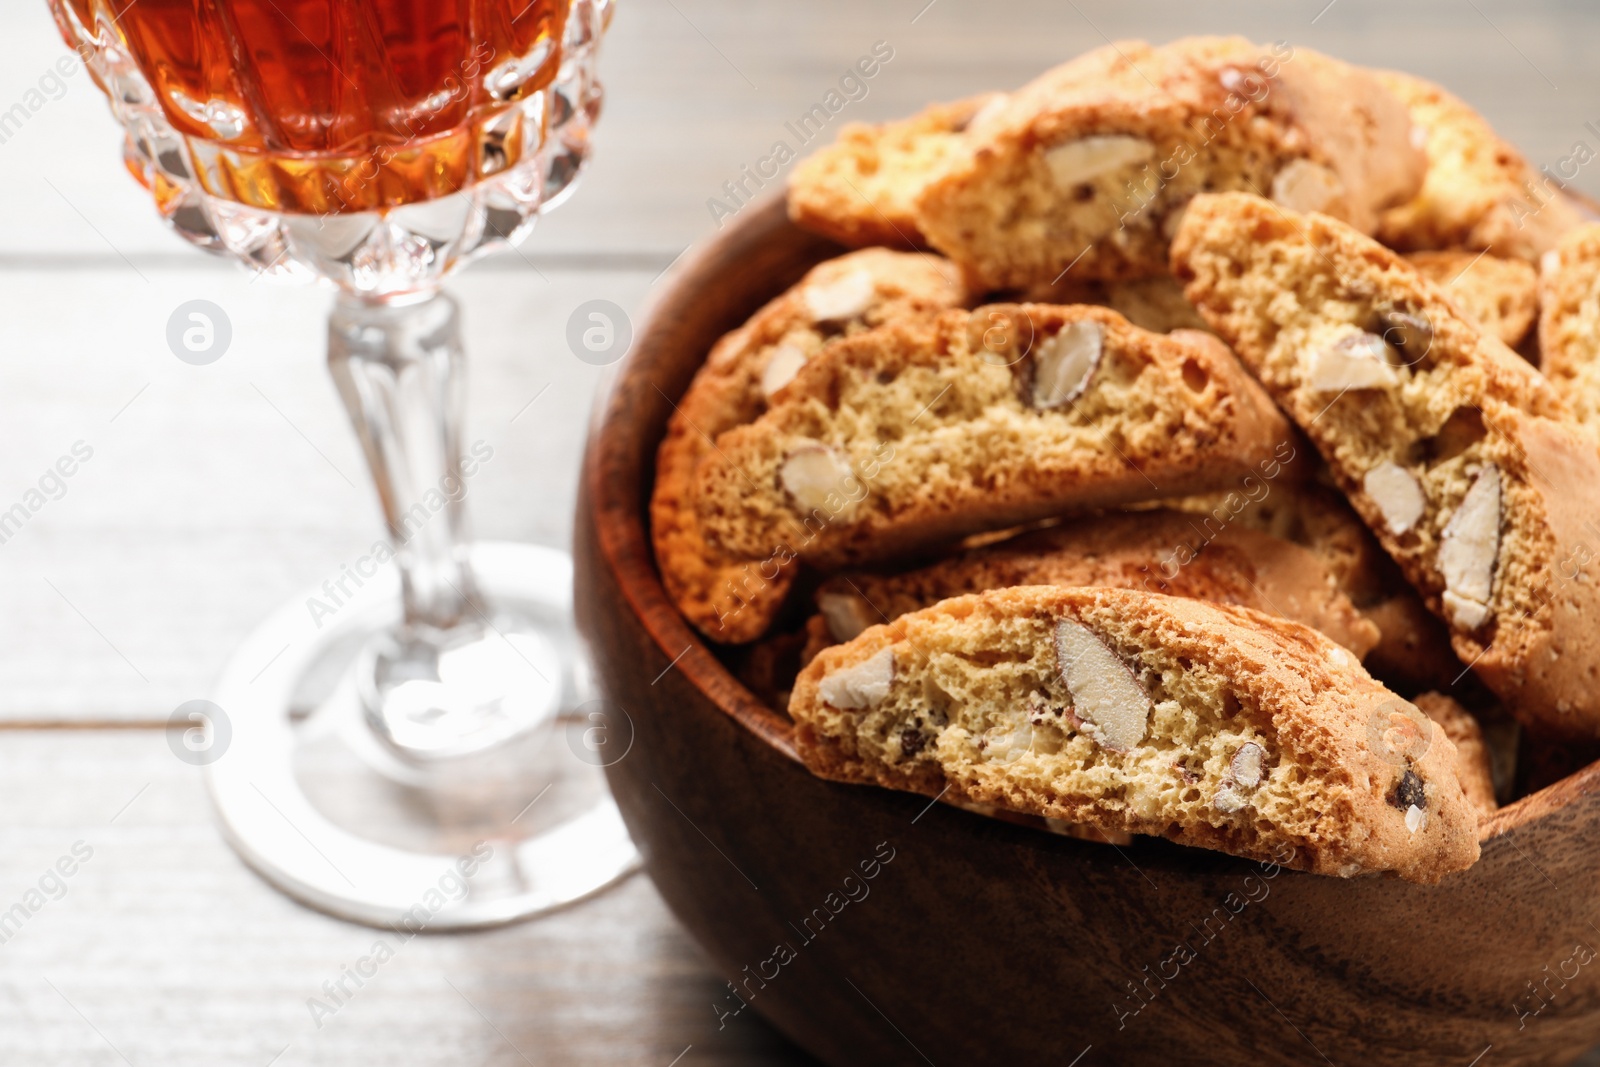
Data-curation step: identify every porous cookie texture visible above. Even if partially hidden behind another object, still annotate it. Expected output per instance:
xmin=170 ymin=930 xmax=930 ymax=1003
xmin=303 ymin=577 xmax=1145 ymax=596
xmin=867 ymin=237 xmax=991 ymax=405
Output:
xmin=803 ymin=508 xmax=1379 ymax=660
xmin=651 ymin=249 xmax=971 ymax=642
xmin=790 ymin=586 xmax=1480 ymax=883
xmin=1376 ymin=71 xmax=1586 ymax=261
xmin=1024 ymin=273 xmax=1210 ymax=335
xmin=787 ymin=95 xmax=1001 ymax=250
xmin=1173 ymin=193 xmax=1600 ymax=736
xmin=1415 ymin=692 xmax=1498 ymax=817
xmin=1405 ymin=250 xmax=1538 ymax=349
xmin=692 ymin=304 xmax=1296 ymax=572
xmin=914 ymin=37 xmax=1423 ymax=289
xmin=1538 ymin=223 xmax=1600 ymax=428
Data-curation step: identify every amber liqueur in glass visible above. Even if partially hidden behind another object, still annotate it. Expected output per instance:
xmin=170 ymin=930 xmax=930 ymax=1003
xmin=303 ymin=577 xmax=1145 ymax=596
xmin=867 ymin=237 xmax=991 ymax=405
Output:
xmin=53 ymin=0 xmax=569 ymax=214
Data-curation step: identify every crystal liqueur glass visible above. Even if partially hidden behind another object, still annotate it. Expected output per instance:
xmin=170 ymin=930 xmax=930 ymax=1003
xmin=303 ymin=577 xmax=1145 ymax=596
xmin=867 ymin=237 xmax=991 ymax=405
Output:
xmin=52 ymin=0 xmax=635 ymax=926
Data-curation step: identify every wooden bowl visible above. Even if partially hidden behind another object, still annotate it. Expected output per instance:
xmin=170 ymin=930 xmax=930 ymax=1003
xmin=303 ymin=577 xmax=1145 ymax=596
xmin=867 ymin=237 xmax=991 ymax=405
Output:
xmin=574 ymin=194 xmax=1600 ymax=1067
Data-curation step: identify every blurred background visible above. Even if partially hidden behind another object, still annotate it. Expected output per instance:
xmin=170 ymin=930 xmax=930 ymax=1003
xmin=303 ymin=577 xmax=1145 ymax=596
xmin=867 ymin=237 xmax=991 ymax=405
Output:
xmin=2 ymin=0 xmax=1599 ymax=1063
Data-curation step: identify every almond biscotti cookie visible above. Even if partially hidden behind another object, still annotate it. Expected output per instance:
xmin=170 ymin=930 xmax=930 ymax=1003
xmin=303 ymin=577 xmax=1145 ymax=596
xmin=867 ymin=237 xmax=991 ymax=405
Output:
xmin=914 ymin=37 xmax=1423 ymax=290
xmin=790 ymin=585 xmax=1480 ymax=883
xmin=1406 ymin=250 xmax=1538 ymax=349
xmin=787 ymin=95 xmax=1000 ymax=250
xmin=1173 ymin=192 xmax=1600 ymax=737
xmin=804 ymin=508 xmax=1379 ymax=659
xmin=1376 ymin=71 xmax=1585 ymax=261
xmin=693 ymin=304 xmax=1296 ymax=572
xmin=1415 ymin=692 xmax=1497 ymax=817
xmin=1537 ymin=223 xmax=1600 ymax=428
xmin=652 ymin=249 xmax=970 ymax=642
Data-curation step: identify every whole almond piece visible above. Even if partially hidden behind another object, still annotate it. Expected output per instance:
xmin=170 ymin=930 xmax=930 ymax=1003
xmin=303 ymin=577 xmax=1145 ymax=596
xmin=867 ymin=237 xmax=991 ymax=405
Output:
xmin=1030 ymin=320 xmax=1105 ymax=409
xmin=818 ymin=647 xmax=895 ymax=709
xmin=1364 ymin=460 xmax=1426 ymax=535
xmin=1045 ymin=135 xmax=1155 ymax=187
xmin=1054 ymin=619 xmax=1151 ymax=752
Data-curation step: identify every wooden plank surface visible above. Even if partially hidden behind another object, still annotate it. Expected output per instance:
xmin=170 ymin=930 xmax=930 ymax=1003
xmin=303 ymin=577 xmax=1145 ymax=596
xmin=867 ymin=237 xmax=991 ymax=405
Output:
xmin=4 ymin=0 xmax=1600 ymax=1063
xmin=0 ymin=265 xmax=649 ymax=722
xmin=0 ymin=730 xmax=814 ymax=1066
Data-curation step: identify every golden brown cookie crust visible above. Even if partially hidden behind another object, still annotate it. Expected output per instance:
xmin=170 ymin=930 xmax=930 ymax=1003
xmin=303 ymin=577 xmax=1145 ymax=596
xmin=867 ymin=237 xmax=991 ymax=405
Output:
xmin=1405 ymin=250 xmax=1538 ymax=349
xmin=651 ymin=249 xmax=970 ymax=642
xmin=791 ymin=585 xmax=1480 ymax=883
xmin=1376 ymin=70 xmax=1586 ymax=261
xmin=786 ymin=95 xmax=999 ymax=250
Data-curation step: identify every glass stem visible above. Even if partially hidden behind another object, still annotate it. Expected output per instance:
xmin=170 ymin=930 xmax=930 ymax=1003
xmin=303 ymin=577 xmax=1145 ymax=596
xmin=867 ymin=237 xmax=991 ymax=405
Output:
xmin=328 ymin=289 xmax=479 ymax=636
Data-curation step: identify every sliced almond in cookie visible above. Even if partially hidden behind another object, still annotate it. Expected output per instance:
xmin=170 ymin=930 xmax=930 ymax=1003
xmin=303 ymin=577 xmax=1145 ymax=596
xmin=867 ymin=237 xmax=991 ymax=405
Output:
xmin=779 ymin=443 xmax=860 ymax=516
xmin=1363 ymin=461 xmax=1426 ymax=535
xmin=1045 ymin=134 xmax=1155 ymax=187
xmin=760 ymin=344 xmax=809 ymax=397
xmin=817 ymin=646 xmax=894 ymax=709
xmin=1438 ymin=465 xmax=1500 ymax=630
xmin=1054 ymin=619 xmax=1151 ymax=752
xmin=803 ymin=269 xmax=876 ymax=322
xmin=1306 ymin=333 xmax=1398 ymax=392
xmin=1374 ymin=305 xmax=1434 ymax=365
xmin=818 ymin=590 xmax=877 ymax=642
xmin=1030 ymin=320 xmax=1104 ymax=409
xmin=1230 ymin=741 xmax=1265 ymax=789
xmin=1271 ymin=159 xmax=1345 ymax=216
xmin=791 ymin=585 xmax=1480 ymax=883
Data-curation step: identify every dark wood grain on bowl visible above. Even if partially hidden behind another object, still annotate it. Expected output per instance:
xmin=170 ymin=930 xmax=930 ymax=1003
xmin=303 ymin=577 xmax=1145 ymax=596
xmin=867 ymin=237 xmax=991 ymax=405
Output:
xmin=575 ymin=193 xmax=1600 ymax=1067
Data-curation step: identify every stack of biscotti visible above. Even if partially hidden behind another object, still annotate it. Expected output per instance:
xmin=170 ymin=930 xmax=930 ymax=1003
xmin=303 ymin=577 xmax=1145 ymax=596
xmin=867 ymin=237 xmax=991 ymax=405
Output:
xmin=1170 ymin=191 xmax=1600 ymax=739
xmin=653 ymin=37 xmax=1600 ymax=881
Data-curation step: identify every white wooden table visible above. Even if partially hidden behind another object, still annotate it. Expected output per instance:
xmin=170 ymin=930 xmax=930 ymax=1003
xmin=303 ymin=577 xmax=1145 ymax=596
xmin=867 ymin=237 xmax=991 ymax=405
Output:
xmin=4 ymin=1 xmax=1600 ymax=1062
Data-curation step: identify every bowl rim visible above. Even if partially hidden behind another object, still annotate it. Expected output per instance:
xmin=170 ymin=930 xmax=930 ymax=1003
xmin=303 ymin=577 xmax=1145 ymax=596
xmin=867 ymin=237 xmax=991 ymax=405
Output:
xmin=581 ymin=191 xmax=1600 ymax=843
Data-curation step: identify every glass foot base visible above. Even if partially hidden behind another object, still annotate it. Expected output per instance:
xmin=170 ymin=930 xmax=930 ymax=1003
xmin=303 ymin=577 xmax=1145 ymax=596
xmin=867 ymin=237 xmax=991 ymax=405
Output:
xmin=206 ymin=542 xmax=639 ymax=930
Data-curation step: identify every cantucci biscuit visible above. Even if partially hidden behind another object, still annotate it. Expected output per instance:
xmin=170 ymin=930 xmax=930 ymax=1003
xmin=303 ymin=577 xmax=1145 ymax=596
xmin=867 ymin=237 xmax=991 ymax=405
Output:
xmin=651 ymin=249 xmax=970 ymax=642
xmin=787 ymin=95 xmax=1001 ymax=249
xmin=790 ymin=586 xmax=1480 ymax=883
xmin=692 ymin=304 xmax=1296 ymax=572
xmin=913 ymin=37 xmax=1423 ymax=288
